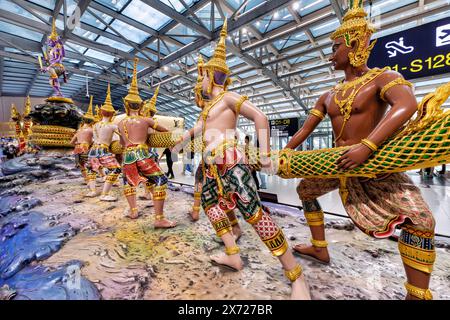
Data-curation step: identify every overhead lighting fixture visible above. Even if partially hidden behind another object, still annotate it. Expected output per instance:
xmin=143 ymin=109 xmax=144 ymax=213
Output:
xmin=293 ymin=2 xmax=300 ymax=10
xmin=274 ymin=11 xmax=279 ymax=19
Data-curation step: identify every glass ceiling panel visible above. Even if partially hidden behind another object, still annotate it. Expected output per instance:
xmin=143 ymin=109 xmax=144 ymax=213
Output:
xmin=136 ymin=51 xmax=158 ymax=62
xmin=374 ymin=21 xmax=417 ymax=39
xmin=194 ymin=3 xmax=224 ymax=31
xmin=96 ymin=36 xmax=133 ymax=52
xmin=369 ymin=0 xmax=417 ymax=17
xmin=0 ymin=0 xmax=42 ymax=23
xmin=84 ymin=48 xmax=116 ymax=63
xmin=167 ymin=24 xmax=200 ymax=37
xmin=171 ymin=36 xmax=198 ymax=45
xmin=108 ymin=19 xmax=150 ymax=43
xmin=0 ymin=21 xmax=43 ymax=42
xmin=297 ymin=0 xmax=329 ymax=17
xmin=227 ymin=0 xmax=267 ymax=14
xmin=310 ymin=18 xmax=340 ymax=38
xmin=274 ymin=32 xmax=308 ymax=50
xmin=94 ymin=0 xmax=129 ymax=12
xmin=81 ymin=9 xmax=113 ymax=28
xmin=28 ymin=0 xmax=55 ymax=10
xmin=72 ymin=27 xmax=98 ymax=41
xmin=253 ymin=8 xmax=293 ymax=34
xmin=65 ymin=41 xmax=88 ymax=53
xmin=122 ymin=0 xmax=171 ymax=30
xmin=161 ymin=0 xmax=194 ymax=13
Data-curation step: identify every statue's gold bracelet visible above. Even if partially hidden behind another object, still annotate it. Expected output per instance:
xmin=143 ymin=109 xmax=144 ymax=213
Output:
xmin=152 ymin=119 xmax=158 ymax=130
xmin=361 ymin=138 xmax=378 ymax=152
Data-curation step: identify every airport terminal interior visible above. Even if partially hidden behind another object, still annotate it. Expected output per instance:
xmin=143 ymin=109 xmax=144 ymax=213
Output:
xmin=0 ymin=0 xmax=449 ymax=300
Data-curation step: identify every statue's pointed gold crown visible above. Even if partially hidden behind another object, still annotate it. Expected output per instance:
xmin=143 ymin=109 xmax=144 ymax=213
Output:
xmin=331 ymin=0 xmax=375 ymax=43
xmin=48 ymin=19 xmax=59 ymax=41
xmin=147 ymin=85 xmax=159 ymax=115
xmin=83 ymin=96 xmax=96 ymax=121
xmin=10 ymin=103 xmax=20 ymax=120
xmin=204 ymin=19 xmax=230 ymax=75
xmin=124 ymin=57 xmax=143 ymax=104
xmin=197 ymin=55 xmax=204 ymax=77
xmin=101 ymin=83 xmax=116 ymax=113
xmin=24 ymin=96 xmax=32 ymax=117
xmin=95 ymin=105 xmax=101 ymax=121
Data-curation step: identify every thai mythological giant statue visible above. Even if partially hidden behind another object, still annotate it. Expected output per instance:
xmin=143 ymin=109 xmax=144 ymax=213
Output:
xmin=283 ymin=0 xmax=449 ymax=300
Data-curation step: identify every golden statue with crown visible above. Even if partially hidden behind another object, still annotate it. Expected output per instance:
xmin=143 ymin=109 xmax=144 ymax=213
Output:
xmin=116 ymin=58 xmax=177 ymax=228
xmin=280 ymin=0 xmax=450 ymax=300
xmin=84 ymin=84 xmax=122 ymax=200
xmin=172 ymin=19 xmax=311 ymax=300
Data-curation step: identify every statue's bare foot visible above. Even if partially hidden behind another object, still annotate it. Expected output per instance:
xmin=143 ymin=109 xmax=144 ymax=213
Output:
xmin=123 ymin=208 xmax=139 ymax=219
xmin=291 ymin=274 xmax=311 ymax=300
xmin=405 ymin=294 xmax=423 ymax=300
xmin=154 ymin=218 xmax=177 ymax=229
xmin=99 ymin=194 xmax=117 ymax=202
xmin=85 ymin=191 xmax=99 ymax=198
xmin=210 ymin=253 xmax=244 ymax=272
xmin=189 ymin=210 xmax=200 ymax=221
xmin=293 ymin=244 xmax=330 ymax=264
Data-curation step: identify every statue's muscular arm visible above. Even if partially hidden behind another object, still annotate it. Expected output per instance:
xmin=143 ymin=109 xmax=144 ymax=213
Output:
xmin=337 ymin=70 xmax=417 ymax=170
xmin=285 ymin=92 xmax=329 ymax=150
xmin=70 ymin=130 xmax=78 ymax=145
xmin=118 ymin=121 xmax=126 ymax=146
xmin=225 ymin=92 xmax=270 ymax=156
xmin=172 ymin=119 xmax=203 ymax=153
xmin=145 ymin=118 xmax=169 ymax=133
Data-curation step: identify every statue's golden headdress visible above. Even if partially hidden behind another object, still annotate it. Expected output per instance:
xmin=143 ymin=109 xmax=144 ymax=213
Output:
xmin=144 ymin=85 xmax=159 ymax=117
xmin=124 ymin=57 xmax=142 ymax=104
xmin=203 ymin=19 xmax=232 ymax=94
xmin=330 ymin=0 xmax=376 ymax=67
xmin=48 ymin=19 xmax=59 ymax=41
xmin=197 ymin=55 xmax=204 ymax=80
xmin=95 ymin=105 xmax=101 ymax=121
xmin=194 ymin=55 xmax=205 ymax=106
xmin=24 ymin=96 xmax=32 ymax=118
xmin=10 ymin=103 xmax=21 ymax=121
xmin=83 ymin=96 xmax=96 ymax=121
xmin=100 ymin=83 xmax=116 ymax=113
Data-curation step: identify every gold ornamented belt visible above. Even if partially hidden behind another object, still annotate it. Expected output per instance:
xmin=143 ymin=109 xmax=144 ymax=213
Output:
xmin=76 ymin=143 xmax=90 ymax=148
xmin=125 ymin=144 xmax=148 ymax=151
xmin=204 ymin=139 xmax=239 ymax=196
xmin=207 ymin=139 xmax=238 ymax=161
xmin=92 ymin=143 xmax=110 ymax=149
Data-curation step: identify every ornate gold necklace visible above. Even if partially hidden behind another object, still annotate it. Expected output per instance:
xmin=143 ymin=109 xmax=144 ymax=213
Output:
xmin=332 ymin=67 xmax=387 ymax=142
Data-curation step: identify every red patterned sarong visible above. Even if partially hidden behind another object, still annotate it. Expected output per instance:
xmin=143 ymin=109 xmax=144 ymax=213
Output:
xmin=297 ymin=173 xmax=435 ymax=238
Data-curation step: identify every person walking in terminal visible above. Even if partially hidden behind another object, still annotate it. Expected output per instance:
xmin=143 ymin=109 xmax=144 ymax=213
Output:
xmin=161 ymin=148 xmax=176 ymax=179
xmin=173 ymin=19 xmax=310 ymax=299
xmin=117 ymin=58 xmax=176 ymax=228
xmin=285 ymin=0 xmax=436 ymax=300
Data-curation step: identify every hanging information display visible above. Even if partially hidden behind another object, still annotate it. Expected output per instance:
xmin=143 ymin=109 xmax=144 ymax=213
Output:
xmin=269 ymin=117 xmax=299 ymax=136
xmin=368 ymin=17 xmax=450 ymax=80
